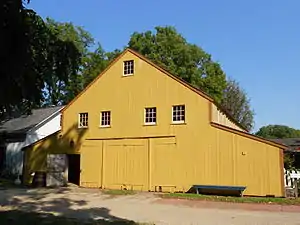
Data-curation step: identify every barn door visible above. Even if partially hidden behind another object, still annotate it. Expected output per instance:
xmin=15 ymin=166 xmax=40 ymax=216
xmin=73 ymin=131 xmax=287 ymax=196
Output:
xmin=46 ymin=154 xmax=67 ymax=187
xmin=80 ymin=141 xmax=103 ymax=188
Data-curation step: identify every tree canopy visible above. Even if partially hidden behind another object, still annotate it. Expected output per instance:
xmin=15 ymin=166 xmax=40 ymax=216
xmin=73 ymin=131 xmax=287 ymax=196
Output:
xmin=1 ymin=5 xmax=254 ymax=131
xmin=127 ymin=26 xmax=254 ymax=130
xmin=255 ymin=125 xmax=300 ymax=139
xmin=128 ymin=26 xmax=227 ymax=103
xmin=1 ymin=0 xmax=81 ymax=119
xmin=221 ymin=78 xmax=254 ymax=131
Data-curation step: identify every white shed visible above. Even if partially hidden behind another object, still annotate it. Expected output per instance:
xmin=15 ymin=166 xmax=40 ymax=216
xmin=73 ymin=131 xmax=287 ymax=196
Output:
xmin=0 ymin=106 xmax=64 ymax=177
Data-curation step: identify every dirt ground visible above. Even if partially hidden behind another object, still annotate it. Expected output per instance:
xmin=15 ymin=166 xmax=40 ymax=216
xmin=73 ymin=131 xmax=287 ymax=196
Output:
xmin=1 ymin=187 xmax=300 ymax=225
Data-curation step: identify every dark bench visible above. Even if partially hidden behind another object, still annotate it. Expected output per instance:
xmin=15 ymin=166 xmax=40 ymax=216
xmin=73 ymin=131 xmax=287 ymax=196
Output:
xmin=192 ymin=185 xmax=247 ymax=197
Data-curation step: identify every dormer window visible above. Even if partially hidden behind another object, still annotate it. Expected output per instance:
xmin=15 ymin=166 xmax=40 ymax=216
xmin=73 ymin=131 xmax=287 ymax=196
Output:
xmin=123 ymin=60 xmax=134 ymax=76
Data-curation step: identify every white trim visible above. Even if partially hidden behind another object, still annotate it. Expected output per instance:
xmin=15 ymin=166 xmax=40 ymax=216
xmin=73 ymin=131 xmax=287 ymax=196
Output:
xmin=99 ymin=125 xmax=111 ymax=128
xmin=123 ymin=60 xmax=134 ymax=76
xmin=171 ymin=120 xmax=185 ymax=124
xmin=144 ymin=107 xmax=157 ymax=125
xmin=144 ymin=122 xmax=156 ymax=126
xmin=171 ymin=104 xmax=185 ymax=124
xmin=78 ymin=112 xmax=88 ymax=128
xmin=100 ymin=111 xmax=111 ymax=128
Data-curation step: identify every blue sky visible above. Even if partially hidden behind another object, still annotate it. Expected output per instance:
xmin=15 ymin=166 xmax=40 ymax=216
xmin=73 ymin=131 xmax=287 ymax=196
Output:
xmin=29 ymin=0 xmax=300 ymax=132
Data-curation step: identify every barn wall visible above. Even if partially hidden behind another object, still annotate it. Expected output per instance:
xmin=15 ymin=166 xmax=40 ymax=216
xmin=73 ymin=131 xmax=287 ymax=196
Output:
xmin=211 ymin=104 xmax=246 ymax=132
xmin=209 ymin=124 xmax=284 ymax=196
xmin=60 ymin=50 xmax=284 ymax=196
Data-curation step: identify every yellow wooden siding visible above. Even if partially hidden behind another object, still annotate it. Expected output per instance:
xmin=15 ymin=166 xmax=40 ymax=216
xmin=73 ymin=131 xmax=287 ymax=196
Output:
xmin=23 ymin=132 xmax=78 ymax=185
xmin=210 ymin=127 xmax=283 ymax=196
xmin=211 ymin=104 xmax=246 ymax=132
xmin=80 ymin=140 xmax=103 ymax=188
xmin=52 ymin=49 xmax=285 ymax=197
xmin=104 ymin=139 xmax=148 ymax=190
xmin=151 ymin=137 xmax=178 ymax=192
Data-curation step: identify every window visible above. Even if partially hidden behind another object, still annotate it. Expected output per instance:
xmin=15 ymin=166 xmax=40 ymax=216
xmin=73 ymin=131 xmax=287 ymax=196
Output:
xmin=123 ymin=60 xmax=134 ymax=75
xmin=145 ymin=107 xmax=157 ymax=125
xmin=78 ymin=113 xmax=88 ymax=128
xmin=100 ymin=111 xmax=111 ymax=127
xmin=172 ymin=105 xmax=185 ymax=123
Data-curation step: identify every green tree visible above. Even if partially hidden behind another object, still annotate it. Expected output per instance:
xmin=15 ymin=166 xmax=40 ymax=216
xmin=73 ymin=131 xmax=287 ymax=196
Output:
xmin=255 ymin=125 xmax=300 ymax=139
xmin=81 ymin=44 xmax=108 ymax=87
xmin=128 ymin=26 xmax=227 ymax=103
xmin=0 ymin=1 xmax=81 ymax=118
xmin=127 ymin=26 xmax=255 ymax=129
xmin=79 ymin=47 xmax=122 ymax=89
xmin=43 ymin=19 xmax=120 ymax=104
xmin=43 ymin=18 xmax=94 ymax=105
xmin=221 ymin=78 xmax=254 ymax=131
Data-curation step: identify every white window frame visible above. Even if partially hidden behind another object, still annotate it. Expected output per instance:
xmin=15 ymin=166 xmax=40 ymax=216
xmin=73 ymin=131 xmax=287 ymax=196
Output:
xmin=123 ymin=60 xmax=134 ymax=76
xmin=172 ymin=105 xmax=185 ymax=124
xmin=144 ymin=107 xmax=157 ymax=125
xmin=78 ymin=112 xmax=88 ymax=128
xmin=100 ymin=111 xmax=111 ymax=128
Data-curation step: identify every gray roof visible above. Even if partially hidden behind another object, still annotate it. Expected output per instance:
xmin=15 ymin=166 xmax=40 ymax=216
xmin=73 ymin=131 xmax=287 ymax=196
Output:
xmin=271 ymin=138 xmax=300 ymax=152
xmin=0 ymin=106 xmax=64 ymax=134
xmin=271 ymin=138 xmax=300 ymax=146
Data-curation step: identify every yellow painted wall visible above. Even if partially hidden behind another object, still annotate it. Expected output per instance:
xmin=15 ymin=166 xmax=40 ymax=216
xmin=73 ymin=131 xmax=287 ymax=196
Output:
xmin=23 ymin=131 xmax=83 ymax=185
xmin=56 ymin=50 xmax=284 ymax=196
xmin=208 ymin=125 xmax=283 ymax=196
xmin=80 ymin=140 xmax=103 ymax=188
xmin=211 ymin=104 xmax=246 ymax=132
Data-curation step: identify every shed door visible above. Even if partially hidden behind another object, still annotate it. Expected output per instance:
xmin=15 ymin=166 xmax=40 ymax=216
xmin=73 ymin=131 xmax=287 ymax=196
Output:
xmin=46 ymin=154 xmax=67 ymax=187
xmin=104 ymin=139 xmax=148 ymax=191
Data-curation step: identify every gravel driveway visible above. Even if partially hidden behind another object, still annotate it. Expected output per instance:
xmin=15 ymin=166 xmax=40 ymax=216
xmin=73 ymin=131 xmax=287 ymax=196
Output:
xmin=1 ymin=187 xmax=300 ymax=225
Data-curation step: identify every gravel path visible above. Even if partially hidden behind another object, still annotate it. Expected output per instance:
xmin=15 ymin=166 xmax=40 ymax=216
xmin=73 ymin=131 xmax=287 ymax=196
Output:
xmin=1 ymin=187 xmax=300 ymax=225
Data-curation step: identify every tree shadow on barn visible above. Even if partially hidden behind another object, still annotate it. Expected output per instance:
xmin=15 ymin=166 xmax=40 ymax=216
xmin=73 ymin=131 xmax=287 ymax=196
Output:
xmin=0 ymin=123 xmax=141 ymax=224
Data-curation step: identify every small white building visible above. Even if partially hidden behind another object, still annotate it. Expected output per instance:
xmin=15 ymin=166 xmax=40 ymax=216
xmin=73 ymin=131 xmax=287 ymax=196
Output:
xmin=0 ymin=106 xmax=64 ymax=177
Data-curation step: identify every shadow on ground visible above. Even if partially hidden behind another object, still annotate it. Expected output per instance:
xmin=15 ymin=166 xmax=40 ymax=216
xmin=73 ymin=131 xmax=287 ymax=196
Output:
xmin=0 ymin=210 xmax=137 ymax=225
xmin=0 ymin=187 xmax=140 ymax=225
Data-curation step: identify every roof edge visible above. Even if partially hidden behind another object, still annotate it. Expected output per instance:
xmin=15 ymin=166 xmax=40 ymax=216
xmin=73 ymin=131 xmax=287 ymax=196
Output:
xmin=61 ymin=50 xmax=130 ymax=114
xmin=211 ymin=122 xmax=287 ymax=149
xmin=22 ymin=130 xmax=61 ymax=151
xmin=61 ymin=47 xmax=247 ymax=132
xmin=127 ymin=48 xmax=247 ymax=131
xmin=29 ymin=106 xmax=64 ymax=133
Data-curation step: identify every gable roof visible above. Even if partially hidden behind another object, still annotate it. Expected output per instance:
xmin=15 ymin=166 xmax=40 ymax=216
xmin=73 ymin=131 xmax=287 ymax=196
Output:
xmin=0 ymin=105 xmax=64 ymax=134
xmin=62 ymin=48 xmax=246 ymax=131
xmin=61 ymin=48 xmax=287 ymax=149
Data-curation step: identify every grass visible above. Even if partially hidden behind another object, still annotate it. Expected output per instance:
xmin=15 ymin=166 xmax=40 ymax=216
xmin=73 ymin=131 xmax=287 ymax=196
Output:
xmin=101 ymin=189 xmax=136 ymax=196
xmin=0 ymin=210 xmax=153 ymax=225
xmin=161 ymin=193 xmax=300 ymax=205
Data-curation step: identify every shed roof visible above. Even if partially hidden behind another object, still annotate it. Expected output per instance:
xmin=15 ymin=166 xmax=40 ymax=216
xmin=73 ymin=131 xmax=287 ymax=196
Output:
xmin=0 ymin=105 xmax=64 ymax=134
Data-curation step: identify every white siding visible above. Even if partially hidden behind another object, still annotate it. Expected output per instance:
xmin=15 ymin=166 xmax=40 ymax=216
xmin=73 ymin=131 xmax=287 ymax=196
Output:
xmin=25 ymin=113 xmax=61 ymax=146
xmin=5 ymin=112 xmax=62 ymax=176
xmin=5 ymin=142 xmax=24 ymax=175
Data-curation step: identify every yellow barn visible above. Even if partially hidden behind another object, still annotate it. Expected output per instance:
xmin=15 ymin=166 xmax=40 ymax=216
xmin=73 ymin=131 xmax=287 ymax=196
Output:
xmin=23 ymin=48 xmax=286 ymax=197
